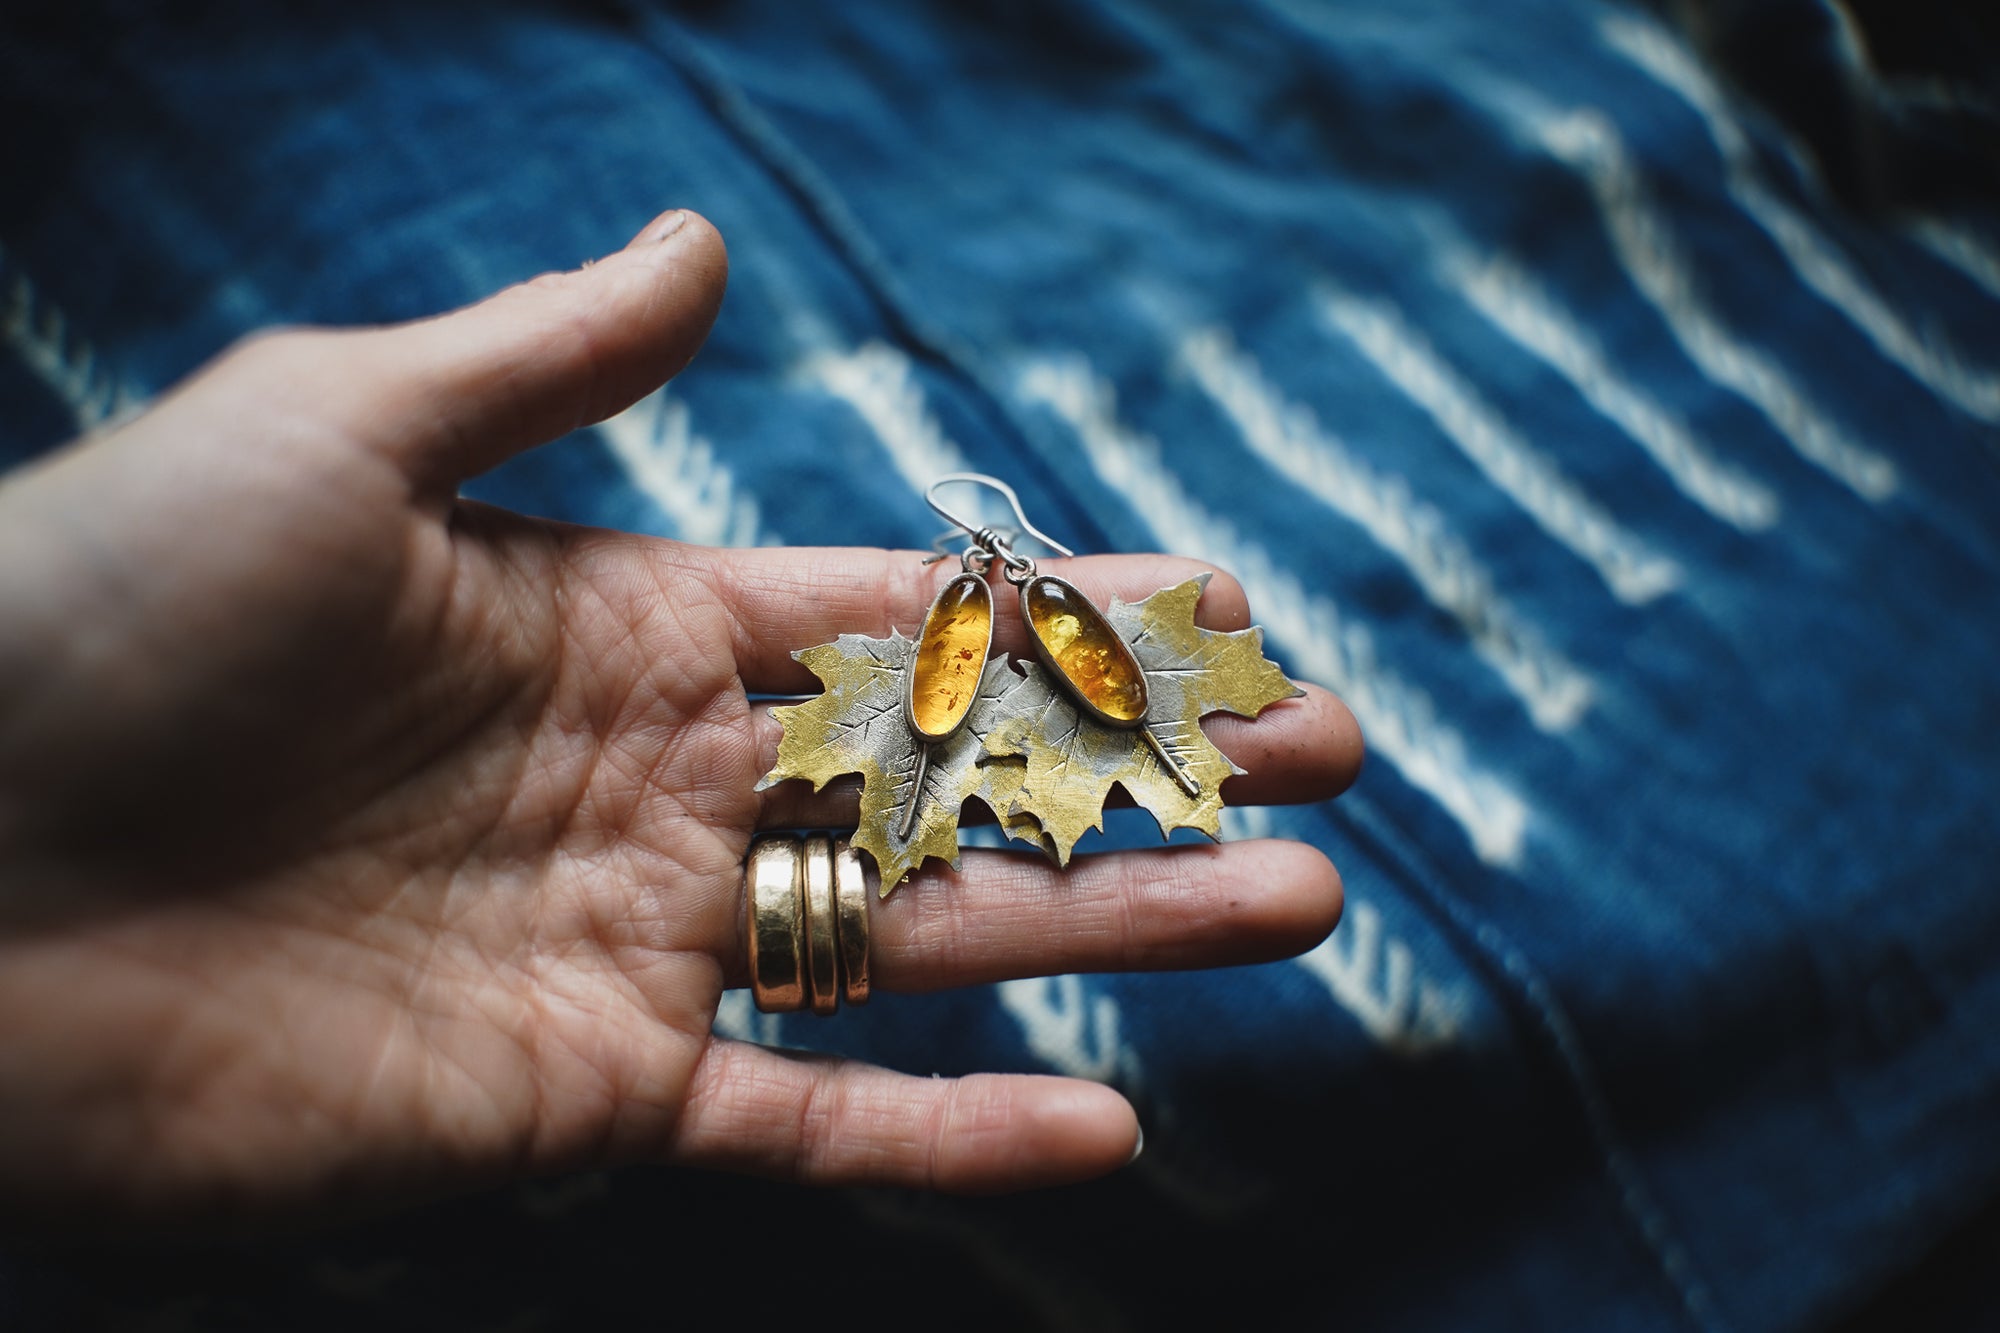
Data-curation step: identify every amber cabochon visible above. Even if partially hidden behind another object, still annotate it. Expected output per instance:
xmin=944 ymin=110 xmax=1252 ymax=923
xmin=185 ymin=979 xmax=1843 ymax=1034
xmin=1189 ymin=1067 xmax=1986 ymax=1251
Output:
xmin=905 ymin=572 xmax=995 ymax=742
xmin=1020 ymin=575 xmax=1149 ymax=727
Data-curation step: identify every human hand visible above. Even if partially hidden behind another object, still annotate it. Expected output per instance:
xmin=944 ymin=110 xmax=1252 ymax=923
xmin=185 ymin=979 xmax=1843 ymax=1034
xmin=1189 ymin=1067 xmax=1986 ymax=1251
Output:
xmin=0 ymin=209 xmax=1361 ymax=1233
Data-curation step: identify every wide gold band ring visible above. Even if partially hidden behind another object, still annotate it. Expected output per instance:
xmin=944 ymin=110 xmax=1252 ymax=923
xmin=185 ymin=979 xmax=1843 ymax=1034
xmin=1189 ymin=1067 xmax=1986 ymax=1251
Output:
xmin=747 ymin=833 xmax=872 ymax=1015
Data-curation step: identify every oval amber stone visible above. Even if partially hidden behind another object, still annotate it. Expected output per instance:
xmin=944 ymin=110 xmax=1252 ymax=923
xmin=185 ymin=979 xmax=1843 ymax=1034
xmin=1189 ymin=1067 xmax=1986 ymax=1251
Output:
xmin=906 ymin=573 xmax=994 ymax=741
xmin=1022 ymin=576 xmax=1148 ymax=726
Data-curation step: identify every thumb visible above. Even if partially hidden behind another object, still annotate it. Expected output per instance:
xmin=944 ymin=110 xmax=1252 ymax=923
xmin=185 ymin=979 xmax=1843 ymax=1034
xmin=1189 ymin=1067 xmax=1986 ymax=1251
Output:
xmin=223 ymin=208 xmax=728 ymax=494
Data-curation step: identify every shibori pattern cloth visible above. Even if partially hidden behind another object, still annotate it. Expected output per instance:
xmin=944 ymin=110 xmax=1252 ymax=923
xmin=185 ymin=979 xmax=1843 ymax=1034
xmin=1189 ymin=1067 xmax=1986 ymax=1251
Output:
xmin=4 ymin=1 xmax=1999 ymax=1328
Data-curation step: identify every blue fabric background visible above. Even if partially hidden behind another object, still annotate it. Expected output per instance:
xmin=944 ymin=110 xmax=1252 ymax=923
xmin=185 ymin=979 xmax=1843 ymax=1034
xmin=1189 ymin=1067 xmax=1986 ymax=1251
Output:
xmin=3 ymin=2 xmax=1998 ymax=1327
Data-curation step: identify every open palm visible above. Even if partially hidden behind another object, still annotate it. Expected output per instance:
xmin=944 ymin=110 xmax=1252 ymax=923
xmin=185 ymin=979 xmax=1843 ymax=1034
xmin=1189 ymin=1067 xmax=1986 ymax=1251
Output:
xmin=0 ymin=210 xmax=1359 ymax=1231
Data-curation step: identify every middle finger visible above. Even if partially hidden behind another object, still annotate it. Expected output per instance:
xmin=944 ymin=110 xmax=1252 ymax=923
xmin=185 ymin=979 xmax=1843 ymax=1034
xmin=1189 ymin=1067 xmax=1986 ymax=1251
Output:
xmin=751 ymin=680 xmax=1362 ymax=829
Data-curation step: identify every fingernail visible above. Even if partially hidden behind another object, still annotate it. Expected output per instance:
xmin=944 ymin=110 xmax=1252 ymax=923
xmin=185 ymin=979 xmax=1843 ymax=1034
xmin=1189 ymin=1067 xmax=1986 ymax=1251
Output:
xmin=1128 ymin=1124 xmax=1145 ymax=1164
xmin=630 ymin=209 xmax=690 ymax=248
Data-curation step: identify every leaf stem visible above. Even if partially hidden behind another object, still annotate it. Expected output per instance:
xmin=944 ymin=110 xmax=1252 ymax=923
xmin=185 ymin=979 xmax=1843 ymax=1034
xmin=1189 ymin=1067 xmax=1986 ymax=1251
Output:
xmin=897 ymin=740 xmax=933 ymax=839
xmin=1142 ymin=726 xmax=1201 ymax=798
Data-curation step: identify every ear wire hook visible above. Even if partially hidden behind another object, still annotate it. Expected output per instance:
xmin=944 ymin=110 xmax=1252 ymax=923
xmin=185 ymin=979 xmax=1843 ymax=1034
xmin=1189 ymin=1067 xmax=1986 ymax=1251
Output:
xmin=924 ymin=473 xmax=1074 ymax=574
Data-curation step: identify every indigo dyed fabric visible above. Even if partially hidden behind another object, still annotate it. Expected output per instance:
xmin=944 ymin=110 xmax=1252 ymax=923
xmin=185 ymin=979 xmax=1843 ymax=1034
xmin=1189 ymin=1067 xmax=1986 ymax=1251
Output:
xmin=4 ymin=2 xmax=1998 ymax=1328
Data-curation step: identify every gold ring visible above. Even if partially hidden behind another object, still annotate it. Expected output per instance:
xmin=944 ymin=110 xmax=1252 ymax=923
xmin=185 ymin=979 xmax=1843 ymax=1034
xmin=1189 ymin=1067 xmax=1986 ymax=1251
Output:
xmin=801 ymin=833 xmax=839 ymax=1017
xmin=745 ymin=832 xmax=872 ymax=1016
xmin=747 ymin=835 xmax=805 ymax=1013
xmin=833 ymin=837 xmax=871 ymax=1006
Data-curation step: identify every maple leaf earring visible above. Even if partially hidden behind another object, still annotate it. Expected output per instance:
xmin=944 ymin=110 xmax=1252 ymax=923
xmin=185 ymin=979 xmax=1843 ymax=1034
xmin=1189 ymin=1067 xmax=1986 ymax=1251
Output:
xmin=759 ymin=472 xmax=1301 ymax=894
xmin=927 ymin=477 xmax=1199 ymax=801
xmin=755 ymin=485 xmax=1052 ymax=893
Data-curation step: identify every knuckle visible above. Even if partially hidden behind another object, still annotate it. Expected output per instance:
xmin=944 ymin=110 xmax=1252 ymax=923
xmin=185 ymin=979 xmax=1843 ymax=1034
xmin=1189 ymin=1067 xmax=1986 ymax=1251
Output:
xmin=794 ymin=1072 xmax=842 ymax=1183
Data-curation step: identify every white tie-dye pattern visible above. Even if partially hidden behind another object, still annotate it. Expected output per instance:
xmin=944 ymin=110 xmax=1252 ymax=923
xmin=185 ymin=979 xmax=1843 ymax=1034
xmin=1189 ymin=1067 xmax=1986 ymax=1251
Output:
xmin=1601 ymin=12 xmax=2000 ymax=427
xmin=2 ymin=258 xmax=145 ymax=432
xmin=997 ymin=974 xmax=1140 ymax=1086
xmin=1018 ymin=355 xmax=1530 ymax=865
xmin=1180 ymin=326 xmax=1595 ymax=731
xmin=805 ymin=341 xmax=973 ymax=490
xmin=596 ymin=391 xmax=767 ymax=547
xmin=1486 ymin=85 xmax=1900 ymax=502
xmin=1217 ymin=811 xmax=1470 ymax=1056
xmin=1910 ymin=219 xmax=2000 ymax=306
xmin=1435 ymin=238 xmax=1781 ymax=532
xmin=1295 ymin=899 xmax=1468 ymax=1056
xmin=1317 ymin=283 xmax=1683 ymax=604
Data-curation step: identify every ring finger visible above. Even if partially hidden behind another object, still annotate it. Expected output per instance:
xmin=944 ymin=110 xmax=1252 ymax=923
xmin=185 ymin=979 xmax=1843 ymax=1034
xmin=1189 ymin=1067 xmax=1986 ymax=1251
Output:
xmin=721 ymin=836 xmax=1341 ymax=993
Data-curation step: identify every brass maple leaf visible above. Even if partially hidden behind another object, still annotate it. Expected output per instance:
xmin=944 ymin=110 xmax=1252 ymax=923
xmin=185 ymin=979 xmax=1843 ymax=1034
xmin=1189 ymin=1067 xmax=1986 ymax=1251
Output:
xmin=757 ymin=634 xmax=1031 ymax=894
xmin=986 ymin=574 xmax=1301 ymax=863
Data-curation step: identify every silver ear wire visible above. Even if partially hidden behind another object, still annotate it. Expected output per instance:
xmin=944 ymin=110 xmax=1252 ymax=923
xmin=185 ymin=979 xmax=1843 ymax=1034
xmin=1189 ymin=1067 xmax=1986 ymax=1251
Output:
xmin=924 ymin=474 xmax=1075 ymax=562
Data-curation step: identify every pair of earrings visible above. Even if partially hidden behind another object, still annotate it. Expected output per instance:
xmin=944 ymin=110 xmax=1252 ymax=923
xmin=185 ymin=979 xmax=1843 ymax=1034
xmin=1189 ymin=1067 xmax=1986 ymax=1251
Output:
xmin=760 ymin=474 xmax=1300 ymax=894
